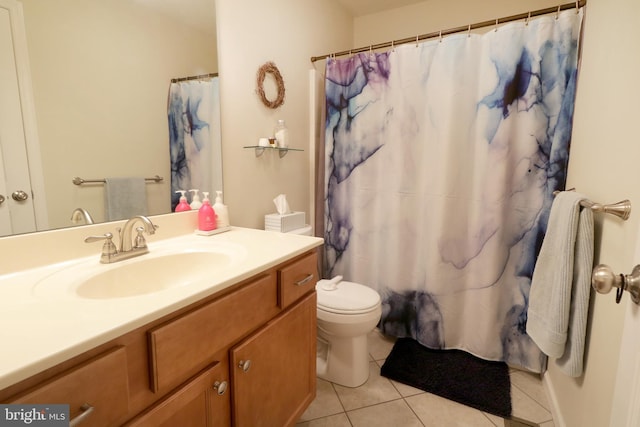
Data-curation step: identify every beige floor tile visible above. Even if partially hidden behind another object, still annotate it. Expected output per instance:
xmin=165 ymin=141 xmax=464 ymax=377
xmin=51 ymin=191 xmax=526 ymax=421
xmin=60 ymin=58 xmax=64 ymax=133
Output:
xmin=333 ymin=361 xmax=401 ymax=411
xmin=510 ymin=370 xmax=549 ymax=409
xmin=483 ymin=411 xmax=504 ymax=426
xmin=299 ymin=379 xmax=345 ymax=422
xmin=347 ymin=399 xmax=423 ymax=427
xmin=511 ymin=384 xmax=553 ymax=424
xmin=367 ymin=328 xmax=396 ymax=361
xmin=296 ymin=413 xmax=352 ymax=427
xmin=374 ymin=358 xmax=425 ymax=397
xmin=539 ymin=421 xmax=555 ymax=427
xmin=406 ymin=392 xmax=496 ymax=427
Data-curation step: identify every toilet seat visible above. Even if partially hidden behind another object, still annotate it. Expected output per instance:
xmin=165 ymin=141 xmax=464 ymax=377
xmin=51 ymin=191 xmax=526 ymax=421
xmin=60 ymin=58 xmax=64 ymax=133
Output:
xmin=316 ymin=280 xmax=381 ymax=315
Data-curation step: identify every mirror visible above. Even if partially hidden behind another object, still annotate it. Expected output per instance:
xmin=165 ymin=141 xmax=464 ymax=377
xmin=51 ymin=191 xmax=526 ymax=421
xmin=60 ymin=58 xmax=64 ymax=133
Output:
xmin=7 ymin=0 xmax=219 ymax=235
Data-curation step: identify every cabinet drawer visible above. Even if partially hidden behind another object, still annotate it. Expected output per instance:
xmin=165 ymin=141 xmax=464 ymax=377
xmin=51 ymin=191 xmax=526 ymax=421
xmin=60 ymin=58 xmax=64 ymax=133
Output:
xmin=149 ymin=272 xmax=279 ymax=393
xmin=278 ymin=251 xmax=318 ymax=308
xmin=10 ymin=346 xmax=129 ymax=427
xmin=125 ymin=361 xmax=229 ymax=427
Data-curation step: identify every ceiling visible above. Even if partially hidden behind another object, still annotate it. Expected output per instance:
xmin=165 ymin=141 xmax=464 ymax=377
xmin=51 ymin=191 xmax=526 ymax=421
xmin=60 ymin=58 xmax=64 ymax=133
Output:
xmin=334 ymin=0 xmax=427 ymax=16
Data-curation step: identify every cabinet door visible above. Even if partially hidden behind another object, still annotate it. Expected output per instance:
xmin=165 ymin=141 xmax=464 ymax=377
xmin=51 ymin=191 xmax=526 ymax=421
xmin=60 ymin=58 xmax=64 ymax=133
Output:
xmin=231 ymin=292 xmax=316 ymax=427
xmin=126 ymin=360 xmax=230 ymax=427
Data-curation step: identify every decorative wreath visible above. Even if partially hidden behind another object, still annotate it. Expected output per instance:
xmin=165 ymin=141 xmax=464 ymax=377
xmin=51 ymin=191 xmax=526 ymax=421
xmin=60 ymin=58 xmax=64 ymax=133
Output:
xmin=256 ymin=61 xmax=286 ymax=109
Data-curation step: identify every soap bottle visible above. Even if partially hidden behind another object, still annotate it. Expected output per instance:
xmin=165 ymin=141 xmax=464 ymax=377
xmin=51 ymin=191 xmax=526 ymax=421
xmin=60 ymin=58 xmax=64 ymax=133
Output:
xmin=189 ymin=189 xmax=202 ymax=209
xmin=174 ymin=190 xmax=191 ymax=212
xmin=213 ymin=190 xmax=229 ymax=228
xmin=274 ymin=119 xmax=289 ymax=148
xmin=198 ymin=192 xmax=217 ymax=231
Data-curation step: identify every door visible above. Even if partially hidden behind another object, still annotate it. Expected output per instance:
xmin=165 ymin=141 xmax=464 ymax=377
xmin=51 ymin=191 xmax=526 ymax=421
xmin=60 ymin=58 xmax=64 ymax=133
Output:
xmin=609 ymin=226 xmax=640 ymax=427
xmin=0 ymin=0 xmax=47 ymax=236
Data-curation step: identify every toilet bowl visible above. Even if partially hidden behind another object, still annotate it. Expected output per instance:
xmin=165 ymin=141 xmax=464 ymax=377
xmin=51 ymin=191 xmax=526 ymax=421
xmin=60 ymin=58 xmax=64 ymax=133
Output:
xmin=316 ymin=277 xmax=382 ymax=388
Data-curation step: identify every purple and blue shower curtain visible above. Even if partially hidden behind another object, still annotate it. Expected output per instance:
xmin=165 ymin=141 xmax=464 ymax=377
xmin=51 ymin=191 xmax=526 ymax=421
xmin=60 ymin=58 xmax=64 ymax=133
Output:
xmin=168 ymin=77 xmax=220 ymax=211
xmin=323 ymin=9 xmax=583 ymax=372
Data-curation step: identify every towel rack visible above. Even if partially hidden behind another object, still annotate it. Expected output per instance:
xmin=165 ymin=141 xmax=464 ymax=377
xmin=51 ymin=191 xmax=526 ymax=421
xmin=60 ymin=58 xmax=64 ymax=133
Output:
xmin=72 ymin=175 xmax=163 ymax=186
xmin=553 ymin=190 xmax=631 ymax=220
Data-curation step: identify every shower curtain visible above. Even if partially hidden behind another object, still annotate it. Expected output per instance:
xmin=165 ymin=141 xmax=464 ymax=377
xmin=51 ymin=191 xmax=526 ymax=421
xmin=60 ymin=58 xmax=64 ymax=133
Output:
xmin=323 ymin=9 xmax=583 ymax=372
xmin=168 ymin=77 xmax=220 ymax=211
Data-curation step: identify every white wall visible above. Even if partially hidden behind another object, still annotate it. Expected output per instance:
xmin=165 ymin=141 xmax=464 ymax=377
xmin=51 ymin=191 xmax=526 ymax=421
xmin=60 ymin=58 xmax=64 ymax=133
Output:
xmin=22 ymin=0 xmax=217 ymax=228
xmin=354 ymin=1 xmax=640 ymax=426
xmin=215 ymin=0 xmax=352 ymax=229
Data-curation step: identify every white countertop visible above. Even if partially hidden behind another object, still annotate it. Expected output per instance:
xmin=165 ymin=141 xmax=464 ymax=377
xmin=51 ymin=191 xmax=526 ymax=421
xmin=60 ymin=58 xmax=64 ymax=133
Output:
xmin=0 ymin=226 xmax=323 ymax=390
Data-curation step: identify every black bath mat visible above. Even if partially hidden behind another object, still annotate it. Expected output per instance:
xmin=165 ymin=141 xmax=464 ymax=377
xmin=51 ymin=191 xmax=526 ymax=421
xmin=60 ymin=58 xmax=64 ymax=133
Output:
xmin=380 ymin=338 xmax=512 ymax=418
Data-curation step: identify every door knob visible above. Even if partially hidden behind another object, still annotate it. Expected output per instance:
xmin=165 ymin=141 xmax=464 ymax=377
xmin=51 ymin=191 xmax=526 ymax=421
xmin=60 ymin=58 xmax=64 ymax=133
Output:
xmin=11 ymin=190 xmax=28 ymax=201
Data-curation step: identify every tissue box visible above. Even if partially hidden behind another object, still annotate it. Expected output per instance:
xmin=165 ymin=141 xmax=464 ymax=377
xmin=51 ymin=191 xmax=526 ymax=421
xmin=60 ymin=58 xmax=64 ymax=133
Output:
xmin=264 ymin=212 xmax=306 ymax=233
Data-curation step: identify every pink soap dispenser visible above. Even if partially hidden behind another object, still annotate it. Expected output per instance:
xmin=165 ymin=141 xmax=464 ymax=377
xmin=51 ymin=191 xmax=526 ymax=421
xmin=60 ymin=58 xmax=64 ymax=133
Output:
xmin=198 ymin=192 xmax=217 ymax=231
xmin=175 ymin=190 xmax=191 ymax=212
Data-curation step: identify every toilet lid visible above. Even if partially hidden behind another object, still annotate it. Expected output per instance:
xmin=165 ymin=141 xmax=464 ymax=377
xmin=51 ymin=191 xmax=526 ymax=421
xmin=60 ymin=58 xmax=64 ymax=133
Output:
xmin=316 ymin=280 xmax=380 ymax=314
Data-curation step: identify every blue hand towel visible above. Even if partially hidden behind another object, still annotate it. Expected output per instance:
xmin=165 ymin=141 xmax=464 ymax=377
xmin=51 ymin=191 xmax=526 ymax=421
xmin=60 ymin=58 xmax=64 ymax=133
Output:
xmin=104 ymin=177 xmax=148 ymax=221
xmin=526 ymin=191 xmax=594 ymax=377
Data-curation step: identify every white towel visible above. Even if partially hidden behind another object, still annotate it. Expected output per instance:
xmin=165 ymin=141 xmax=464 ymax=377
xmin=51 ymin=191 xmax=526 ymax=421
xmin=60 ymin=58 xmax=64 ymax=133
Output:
xmin=104 ymin=177 xmax=148 ymax=221
xmin=526 ymin=191 xmax=593 ymax=377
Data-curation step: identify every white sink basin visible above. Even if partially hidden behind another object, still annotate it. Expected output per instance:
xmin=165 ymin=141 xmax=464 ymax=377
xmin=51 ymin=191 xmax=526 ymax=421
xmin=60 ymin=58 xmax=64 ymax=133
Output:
xmin=33 ymin=242 xmax=246 ymax=299
xmin=76 ymin=251 xmax=231 ymax=299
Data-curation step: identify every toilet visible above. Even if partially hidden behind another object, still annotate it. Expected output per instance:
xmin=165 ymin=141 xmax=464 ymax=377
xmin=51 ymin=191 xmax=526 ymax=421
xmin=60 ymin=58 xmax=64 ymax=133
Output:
xmin=276 ymin=224 xmax=382 ymax=387
xmin=315 ymin=276 xmax=382 ymax=388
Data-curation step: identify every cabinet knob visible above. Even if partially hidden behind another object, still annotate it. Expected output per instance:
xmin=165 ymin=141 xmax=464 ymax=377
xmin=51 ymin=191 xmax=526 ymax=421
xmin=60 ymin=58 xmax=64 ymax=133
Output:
xmin=238 ymin=359 xmax=251 ymax=372
xmin=213 ymin=380 xmax=228 ymax=395
xmin=0 ymin=195 xmax=4 ymax=205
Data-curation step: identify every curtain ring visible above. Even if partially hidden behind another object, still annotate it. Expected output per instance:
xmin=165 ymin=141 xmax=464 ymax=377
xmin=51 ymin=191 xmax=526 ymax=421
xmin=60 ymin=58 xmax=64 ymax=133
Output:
xmin=575 ymin=0 xmax=579 ymax=13
xmin=467 ymin=24 xmax=471 ymax=37
xmin=526 ymin=11 xmax=531 ymax=26
xmin=495 ymin=18 xmax=499 ymax=32
xmin=439 ymin=30 xmax=442 ymax=43
xmin=416 ymin=35 xmax=419 ymax=47
xmin=391 ymin=40 xmax=395 ymax=52
xmin=556 ymin=5 xmax=561 ymax=19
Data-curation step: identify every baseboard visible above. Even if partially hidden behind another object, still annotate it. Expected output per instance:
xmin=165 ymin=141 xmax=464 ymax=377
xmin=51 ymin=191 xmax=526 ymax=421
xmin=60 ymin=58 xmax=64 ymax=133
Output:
xmin=542 ymin=371 xmax=566 ymax=427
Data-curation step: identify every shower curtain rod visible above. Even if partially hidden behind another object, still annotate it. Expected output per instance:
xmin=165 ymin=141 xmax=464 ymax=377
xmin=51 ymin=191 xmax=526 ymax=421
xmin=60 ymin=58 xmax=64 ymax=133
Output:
xmin=310 ymin=0 xmax=586 ymax=63
xmin=171 ymin=72 xmax=218 ymax=83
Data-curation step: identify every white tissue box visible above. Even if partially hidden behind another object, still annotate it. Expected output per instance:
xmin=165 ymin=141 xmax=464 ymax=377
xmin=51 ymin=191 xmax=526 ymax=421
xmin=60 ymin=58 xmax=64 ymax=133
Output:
xmin=264 ymin=212 xmax=306 ymax=233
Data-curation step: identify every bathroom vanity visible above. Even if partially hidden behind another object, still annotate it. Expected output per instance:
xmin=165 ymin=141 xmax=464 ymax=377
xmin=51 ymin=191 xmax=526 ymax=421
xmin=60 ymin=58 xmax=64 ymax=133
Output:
xmin=0 ymin=218 xmax=322 ymax=427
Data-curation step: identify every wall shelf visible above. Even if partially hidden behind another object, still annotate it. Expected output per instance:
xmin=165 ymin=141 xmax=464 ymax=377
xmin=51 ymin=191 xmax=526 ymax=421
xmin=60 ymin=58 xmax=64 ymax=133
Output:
xmin=243 ymin=145 xmax=303 ymax=158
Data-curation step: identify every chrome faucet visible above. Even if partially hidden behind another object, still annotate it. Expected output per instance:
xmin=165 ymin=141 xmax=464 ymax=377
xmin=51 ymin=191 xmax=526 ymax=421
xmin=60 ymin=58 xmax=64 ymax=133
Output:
xmin=70 ymin=207 xmax=94 ymax=225
xmin=85 ymin=215 xmax=158 ymax=263
xmin=119 ymin=215 xmax=158 ymax=252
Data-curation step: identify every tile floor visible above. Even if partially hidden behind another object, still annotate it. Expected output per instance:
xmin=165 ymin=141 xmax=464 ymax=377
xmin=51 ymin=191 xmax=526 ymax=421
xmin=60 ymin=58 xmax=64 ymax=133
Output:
xmin=297 ymin=329 xmax=555 ymax=427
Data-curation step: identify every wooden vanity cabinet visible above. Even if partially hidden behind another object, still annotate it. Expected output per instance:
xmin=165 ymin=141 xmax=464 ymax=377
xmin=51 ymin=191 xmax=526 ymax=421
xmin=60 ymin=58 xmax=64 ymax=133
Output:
xmin=1 ymin=250 xmax=318 ymax=426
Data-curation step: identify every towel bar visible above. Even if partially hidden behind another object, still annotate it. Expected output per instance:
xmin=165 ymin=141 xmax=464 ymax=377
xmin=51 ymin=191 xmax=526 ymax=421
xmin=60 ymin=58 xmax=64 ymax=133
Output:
xmin=591 ymin=264 xmax=640 ymax=305
xmin=553 ymin=190 xmax=631 ymax=220
xmin=72 ymin=175 xmax=163 ymax=186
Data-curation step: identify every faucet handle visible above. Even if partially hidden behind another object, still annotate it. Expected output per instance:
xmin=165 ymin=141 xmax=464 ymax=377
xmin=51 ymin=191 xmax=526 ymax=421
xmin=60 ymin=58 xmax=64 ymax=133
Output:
xmin=133 ymin=226 xmax=148 ymax=249
xmin=84 ymin=232 xmax=118 ymax=262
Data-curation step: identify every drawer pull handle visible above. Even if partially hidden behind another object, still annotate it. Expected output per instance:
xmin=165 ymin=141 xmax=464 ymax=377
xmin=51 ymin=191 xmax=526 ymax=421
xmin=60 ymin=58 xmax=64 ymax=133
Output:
xmin=70 ymin=403 xmax=94 ymax=427
xmin=295 ymin=274 xmax=314 ymax=286
xmin=213 ymin=380 xmax=228 ymax=395
xmin=238 ymin=359 xmax=251 ymax=372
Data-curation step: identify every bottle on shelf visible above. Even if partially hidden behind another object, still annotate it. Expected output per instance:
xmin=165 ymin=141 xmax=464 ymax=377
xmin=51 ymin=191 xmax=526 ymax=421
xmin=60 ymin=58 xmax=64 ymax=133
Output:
xmin=274 ymin=119 xmax=289 ymax=148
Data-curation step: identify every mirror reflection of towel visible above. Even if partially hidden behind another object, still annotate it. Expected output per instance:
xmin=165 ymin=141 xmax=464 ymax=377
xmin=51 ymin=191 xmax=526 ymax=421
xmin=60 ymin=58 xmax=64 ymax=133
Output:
xmin=104 ymin=177 xmax=148 ymax=221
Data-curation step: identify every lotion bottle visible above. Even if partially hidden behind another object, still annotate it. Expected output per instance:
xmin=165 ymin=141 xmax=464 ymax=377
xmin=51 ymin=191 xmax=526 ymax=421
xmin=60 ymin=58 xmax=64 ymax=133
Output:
xmin=189 ymin=189 xmax=202 ymax=209
xmin=274 ymin=119 xmax=289 ymax=148
xmin=198 ymin=192 xmax=217 ymax=231
xmin=213 ymin=190 xmax=229 ymax=228
xmin=174 ymin=190 xmax=191 ymax=212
